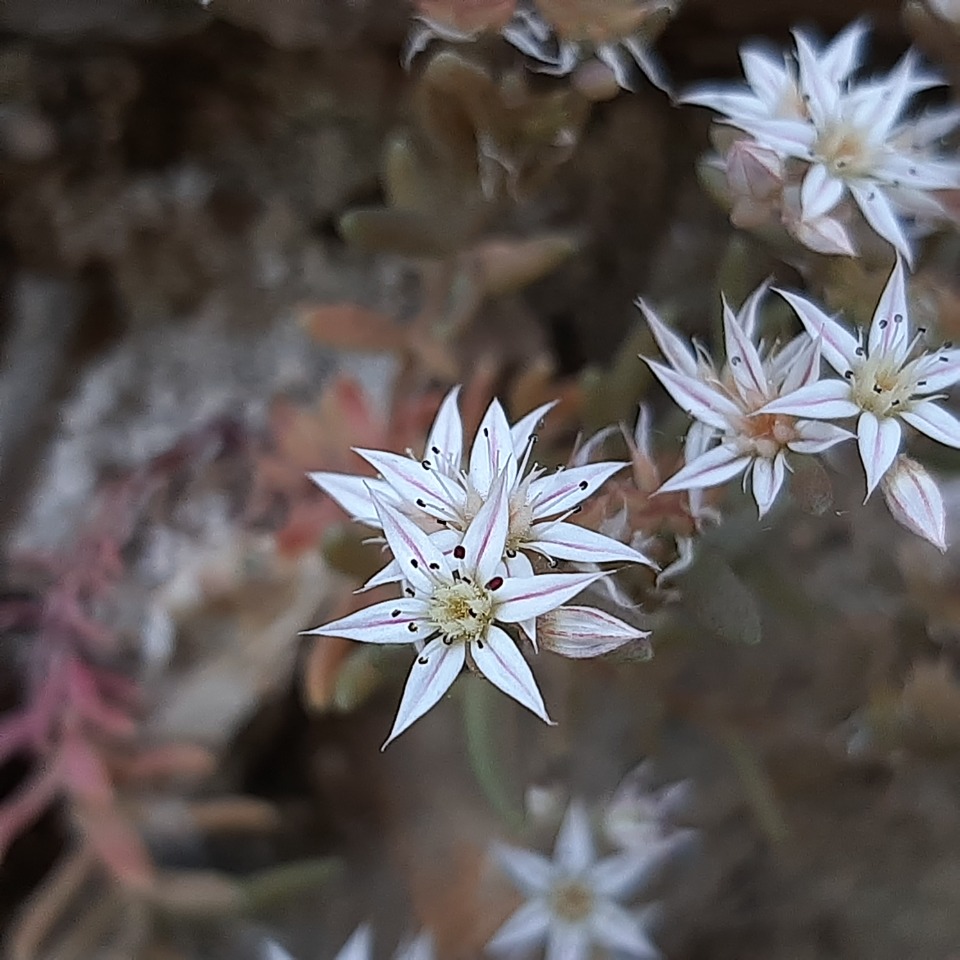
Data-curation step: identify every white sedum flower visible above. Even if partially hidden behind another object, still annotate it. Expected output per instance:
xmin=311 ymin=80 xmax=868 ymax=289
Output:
xmin=505 ymin=0 xmax=676 ymax=93
xmin=759 ymin=258 xmax=960 ymax=504
xmin=264 ymin=923 xmax=433 ymax=960
xmin=488 ymin=799 xmax=661 ymax=959
xmin=685 ymin=23 xmax=960 ymax=263
xmin=639 ymin=286 xmax=852 ymax=517
xmin=309 ymin=386 xmax=653 ymax=582
xmin=305 ymin=473 xmax=606 ymax=746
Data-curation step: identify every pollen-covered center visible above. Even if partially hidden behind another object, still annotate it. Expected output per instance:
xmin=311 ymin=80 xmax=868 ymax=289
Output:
xmin=426 ymin=580 xmax=495 ymax=645
xmin=814 ymin=123 xmax=874 ymax=178
xmin=549 ymin=879 xmax=595 ymax=923
xmin=849 ymin=356 xmax=916 ymax=418
xmin=736 ymin=412 xmax=799 ymax=459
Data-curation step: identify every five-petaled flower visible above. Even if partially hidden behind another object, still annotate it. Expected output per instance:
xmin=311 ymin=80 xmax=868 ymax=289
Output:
xmin=684 ymin=22 xmax=960 ymax=263
xmin=639 ymin=284 xmax=852 ymax=517
xmin=488 ymin=799 xmax=662 ymax=959
xmin=305 ymin=474 xmax=614 ymax=746
xmin=757 ymin=258 xmax=960 ymax=539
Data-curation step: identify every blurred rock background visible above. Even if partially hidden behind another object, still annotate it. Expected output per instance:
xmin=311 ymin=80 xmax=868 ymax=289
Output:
xmin=7 ymin=2 xmax=960 ymax=960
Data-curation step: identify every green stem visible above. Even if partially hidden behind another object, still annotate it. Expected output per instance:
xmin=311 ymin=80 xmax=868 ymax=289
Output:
xmin=462 ymin=675 xmax=526 ymax=831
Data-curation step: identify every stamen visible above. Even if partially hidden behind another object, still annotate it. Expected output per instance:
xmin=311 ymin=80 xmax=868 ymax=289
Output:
xmin=844 ymin=370 xmax=854 ymax=379
xmin=418 ymin=656 xmax=429 ymax=664
xmin=428 ymin=562 xmax=440 ymax=570
xmin=404 ymin=587 xmax=415 ymax=597
xmin=392 ymin=609 xmax=401 ymax=617
xmin=431 ymin=446 xmax=440 ymax=455
xmin=485 ymin=576 xmax=504 ymax=590
xmin=408 ymin=623 xmax=418 ymax=632
xmin=453 ymin=545 xmax=466 ymax=559
xmin=410 ymin=559 xmax=419 ymax=568
xmin=578 ymin=480 xmax=588 ymax=490
xmin=422 ymin=460 xmax=432 ymax=469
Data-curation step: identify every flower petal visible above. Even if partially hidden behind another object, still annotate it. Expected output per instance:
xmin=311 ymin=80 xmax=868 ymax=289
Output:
xmin=779 ymin=336 xmax=822 ymax=394
xmin=554 ymin=799 xmax=595 ymax=872
xmin=880 ymin=455 xmax=947 ymax=551
xmin=901 ymin=400 xmax=960 ymax=449
xmin=635 ymin=299 xmax=698 ymax=376
xmin=775 ymin=289 xmax=858 ymax=374
xmin=528 ymin=462 xmax=626 ymax=518
xmin=425 ymin=385 xmax=464 ymax=474
xmin=527 ymin=521 xmax=655 ymax=567
xmin=750 ymin=452 xmax=787 ymax=517
xmin=395 ymin=932 xmax=434 ymax=960
xmin=589 ymin=853 xmax=661 ymax=899
xmin=787 ymin=420 xmax=854 ymax=453
xmin=911 ymin=349 xmax=960 ymax=394
xmin=867 ymin=258 xmax=910 ymax=362
xmin=469 ymin=398 xmax=517 ymax=495
xmin=722 ymin=296 xmax=767 ymax=399
xmin=657 ymin=444 xmax=751 ymax=494
xmin=538 ymin=606 xmax=649 ymax=659
xmin=487 ymin=900 xmax=552 ymax=955
xmin=589 ymin=901 xmax=661 ymax=958
xmin=332 ymin=926 xmax=374 ymax=960
xmin=545 ymin=924 xmax=590 ymax=960
xmin=382 ymin=639 xmax=465 ymax=747
xmin=857 ymin=411 xmax=902 ymax=499
xmin=794 ymin=29 xmax=840 ymax=125
xmin=355 ymin=449 xmax=462 ymax=523
xmin=847 ymin=181 xmax=913 ymax=266
xmin=303 ymin=598 xmax=424 ymax=643
xmin=371 ymin=493 xmax=453 ymax=592
xmin=644 ymin=359 xmax=742 ymax=431
xmin=307 ymin=472 xmax=392 ymax=525
xmin=758 ymin=379 xmax=859 ymax=419
xmin=492 ymin=843 xmax=554 ymax=894
xmin=800 ymin=163 xmax=846 ymax=220
xmin=472 ymin=625 xmax=552 ymax=724
xmin=495 ymin=572 xmax=604 ymax=624
xmin=511 ymin=400 xmax=558 ymax=458
xmin=458 ymin=469 xmax=510 ymax=583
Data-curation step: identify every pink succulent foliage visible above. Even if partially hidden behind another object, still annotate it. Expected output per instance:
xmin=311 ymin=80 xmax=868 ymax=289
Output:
xmin=0 ymin=426 xmax=229 ymax=887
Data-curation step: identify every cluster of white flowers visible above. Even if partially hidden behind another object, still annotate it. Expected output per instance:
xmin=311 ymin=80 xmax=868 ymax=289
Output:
xmin=642 ymin=258 xmax=960 ymax=550
xmin=404 ymin=0 xmax=677 ymax=93
xmin=307 ymin=389 xmax=653 ymax=746
xmin=686 ymin=22 xmax=960 ymax=262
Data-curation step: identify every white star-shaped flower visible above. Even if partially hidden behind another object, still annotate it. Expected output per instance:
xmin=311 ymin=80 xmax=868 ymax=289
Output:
xmin=488 ymin=799 xmax=662 ymax=960
xmin=305 ymin=473 xmax=606 ymax=746
xmin=757 ymin=258 xmax=960 ymax=532
xmin=503 ymin=0 xmax=676 ymax=93
xmin=685 ymin=24 xmax=960 ymax=263
xmin=264 ymin=924 xmax=433 ymax=960
xmin=309 ymin=386 xmax=653 ymax=584
xmin=639 ymin=285 xmax=852 ymax=517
